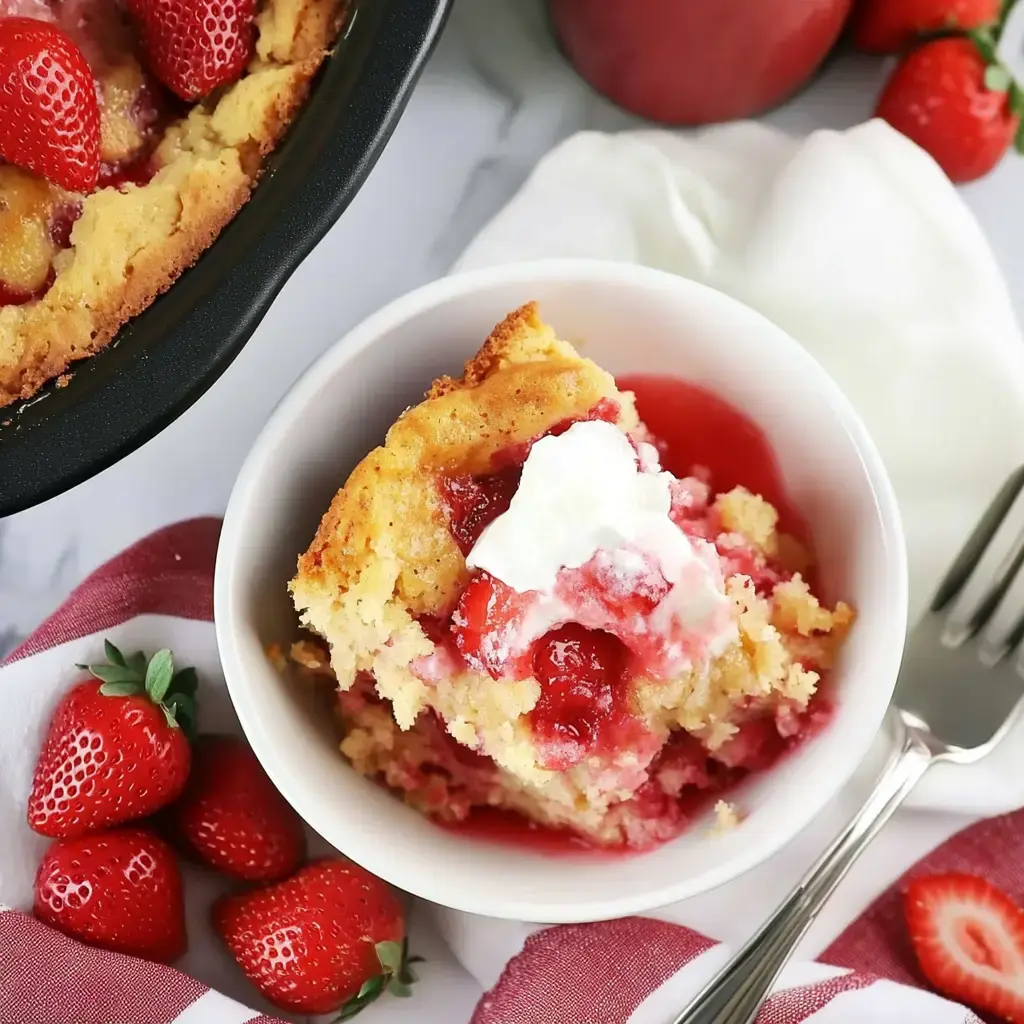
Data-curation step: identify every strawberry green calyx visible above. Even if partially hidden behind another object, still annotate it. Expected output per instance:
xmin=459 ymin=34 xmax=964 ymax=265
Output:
xmin=336 ymin=939 xmax=422 ymax=1021
xmin=969 ymin=22 xmax=1024 ymax=152
xmin=78 ymin=639 xmax=199 ymax=740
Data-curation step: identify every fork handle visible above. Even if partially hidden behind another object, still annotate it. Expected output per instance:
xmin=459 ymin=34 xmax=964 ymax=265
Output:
xmin=668 ymin=709 xmax=942 ymax=1024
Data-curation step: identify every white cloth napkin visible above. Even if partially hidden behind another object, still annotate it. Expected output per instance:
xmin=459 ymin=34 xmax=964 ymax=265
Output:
xmin=456 ymin=120 xmax=1024 ymax=626
xmin=441 ymin=120 xmax=1024 ymax=1000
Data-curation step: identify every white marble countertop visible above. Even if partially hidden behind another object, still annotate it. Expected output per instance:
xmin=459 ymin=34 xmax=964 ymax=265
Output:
xmin=2 ymin=0 xmax=1022 ymax=654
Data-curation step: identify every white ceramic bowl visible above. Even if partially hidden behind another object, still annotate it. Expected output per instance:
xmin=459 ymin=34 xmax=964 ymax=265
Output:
xmin=215 ymin=259 xmax=907 ymax=922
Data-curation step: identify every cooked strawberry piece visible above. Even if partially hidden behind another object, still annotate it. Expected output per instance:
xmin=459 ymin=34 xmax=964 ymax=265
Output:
xmin=451 ymin=571 xmax=537 ymax=678
xmin=563 ymin=548 xmax=670 ymax=626
xmin=0 ymin=281 xmax=43 ymax=306
xmin=98 ymin=155 xmax=157 ymax=191
xmin=904 ymin=872 xmax=1024 ymax=1021
xmin=439 ymin=401 xmax=623 ymax=554
xmin=125 ymin=0 xmax=257 ymax=101
xmin=34 ymin=827 xmax=187 ymax=963
xmin=529 ymin=623 xmax=638 ymax=770
xmin=169 ymin=734 xmax=306 ymax=882
xmin=0 ymin=175 xmax=81 ymax=308
xmin=0 ymin=18 xmax=100 ymax=192
xmin=439 ymin=465 xmax=521 ymax=555
xmin=712 ymin=717 xmax=786 ymax=772
xmin=213 ymin=858 xmax=412 ymax=1016
xmin=49 ymin=202 xmax=83 ymax=249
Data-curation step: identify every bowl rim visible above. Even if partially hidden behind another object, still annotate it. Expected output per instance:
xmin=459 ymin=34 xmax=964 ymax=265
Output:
xmin=215 ymin=257 xmax=909 ymax=921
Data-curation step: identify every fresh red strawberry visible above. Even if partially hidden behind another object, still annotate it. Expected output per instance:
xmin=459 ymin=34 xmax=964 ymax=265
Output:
xmin=27 ymin=640 xmax=198 ymax=838
xmin=876 ymin=36 xmax=1023 ymax=182
xmin=853 ymin=0 xmax=1000 ymax=53
xmin=125 ymin=0 xmax=257 ymax=100
xmin=904 ymin=872 xmax=1024 ymax=1020
xmin=169 ymin=734 xmax=305 ymax=882
xmin=34 ymin=827 xmax=187 ymax=963
xmin=0 ymin=18 xmax=100 ymax=192
xmin=213 ymin=857 xmax=414 ymax=1016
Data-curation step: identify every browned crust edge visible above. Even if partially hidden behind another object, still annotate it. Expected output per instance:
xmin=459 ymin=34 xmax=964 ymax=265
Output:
xmin=0 ymin=0 xmax=346 ymax=408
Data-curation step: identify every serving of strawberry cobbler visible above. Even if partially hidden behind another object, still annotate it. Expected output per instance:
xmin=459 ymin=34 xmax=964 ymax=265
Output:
xmin=288 ymin=302 xmax=854 ymax=851
xmin=0 ymin=0 xmax=344 ymax=405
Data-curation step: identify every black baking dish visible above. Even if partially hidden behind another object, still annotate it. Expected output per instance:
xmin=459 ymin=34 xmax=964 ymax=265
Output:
xmin=0 ymin=0 xmax=451 ymax=517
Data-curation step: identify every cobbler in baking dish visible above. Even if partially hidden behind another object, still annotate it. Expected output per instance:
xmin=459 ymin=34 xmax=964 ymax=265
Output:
xmin=288 ymin=302 xmax=854 ymax=850
xmin=0 ymin=0 xmax=345 ymax=405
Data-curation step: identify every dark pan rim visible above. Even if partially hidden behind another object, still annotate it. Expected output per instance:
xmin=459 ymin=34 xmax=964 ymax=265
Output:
xmin=0 ymin=0 xmax=451 ymax=517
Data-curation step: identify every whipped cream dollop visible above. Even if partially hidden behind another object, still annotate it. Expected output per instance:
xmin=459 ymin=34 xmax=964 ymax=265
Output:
xmin=466 ymin=421 xmax=736 ymax=670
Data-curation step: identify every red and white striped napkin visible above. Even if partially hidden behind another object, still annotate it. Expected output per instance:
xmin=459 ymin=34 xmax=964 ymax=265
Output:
xmin=0 ymin=518 xmax=1018 ymax=1023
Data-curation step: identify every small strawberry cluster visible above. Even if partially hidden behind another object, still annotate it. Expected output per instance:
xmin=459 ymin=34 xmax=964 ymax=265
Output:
xmin=854 ymin=0 xmax=1024 ymax=181
xmin=27 ymin=640 xmax=416 ymax=1019
xmin=0 ymin=0 xmax=256 ymax=194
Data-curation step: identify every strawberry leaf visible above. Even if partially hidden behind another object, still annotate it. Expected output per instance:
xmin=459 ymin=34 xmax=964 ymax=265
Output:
xmin=970 ymin=25 xmax=1000 ymax=63
xmin=104 ymin=639 xmax=126 ymax=667
xmin=1016 ymin=117 xmax=1024 ymax=153
xmin=88 ymin=663 xmax=144 ymax=685
xmin=165 ymin=692 xmax=196 ymax=720
xmin=356 ymin=977 xmax=385 ymax=1000
xmin=375 ymin=941 xmax=404 ymax=973
xmin=985 ymin=63 xmax=1013 ymax=91
xmin=1011 ymin=83 xmax=1024 ymax=116
xmin=145 ymin=649 xmax=174 ymax=704
xmin=171 ymin=666 xmax=199 ymax=697
xmin=99 ymin=681 xmax=141 ymax=697
xmin=164 ymin=693 xmax=197 ymax=742
xmin=337 ymin=976 xmax=385 ymax=1021
xmin=82 ymin=641 xmax=199 ymax=732
xmin=334 ymin=941 xmax=420 ymax=1021
xmin=387 ymin=977 xmax=413 ymax=998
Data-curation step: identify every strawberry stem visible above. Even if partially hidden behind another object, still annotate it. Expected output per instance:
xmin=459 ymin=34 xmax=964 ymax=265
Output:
xmin=79 ymin=639 xmax=199 ymax=741
xmin=335 ymin=939 xmax=419 ymax=1021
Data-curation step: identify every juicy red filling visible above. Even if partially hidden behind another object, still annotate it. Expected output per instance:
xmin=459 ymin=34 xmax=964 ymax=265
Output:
xmin=438 ymin=467 xmax=521 ymax=557
xmin=422 ymin=379 xmax=829 ymax=843
xmin=0 ymin=278 xmax=48 ymax=306
xmin=438 ymin=398 xmax=621 ymax=555
xmin=50 ymin=201 xmax=82 ymax=248
xmin=98 ymin=155 xmax=156 ymax=191
xmin=528 ymin=623 xmax=647 ymax=771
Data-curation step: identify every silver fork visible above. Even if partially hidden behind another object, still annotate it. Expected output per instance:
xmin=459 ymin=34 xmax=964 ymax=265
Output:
xmin=671 ymin=465 xmax=1024 ymax=1024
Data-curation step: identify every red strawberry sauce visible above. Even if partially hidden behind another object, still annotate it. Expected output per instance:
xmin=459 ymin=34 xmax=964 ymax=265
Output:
xmin=432 ymin=376 xmax=828 ymax=853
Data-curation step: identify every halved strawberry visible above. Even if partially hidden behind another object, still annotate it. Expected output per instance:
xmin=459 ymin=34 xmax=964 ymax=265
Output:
xmin=125 ymin=0 xmax=257 ymax=100
xmin=0 ymin=18 xmax=100 ymax=192
xmin=904 ymin=872 xmax=1024 ymax=1021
